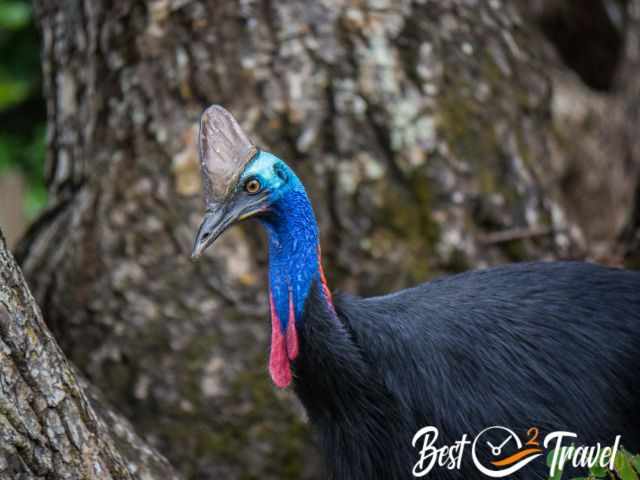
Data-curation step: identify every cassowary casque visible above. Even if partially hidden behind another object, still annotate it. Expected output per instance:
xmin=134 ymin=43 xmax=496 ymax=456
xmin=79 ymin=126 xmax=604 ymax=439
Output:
xmin=191 ymin=105 xmax=640 ymax=480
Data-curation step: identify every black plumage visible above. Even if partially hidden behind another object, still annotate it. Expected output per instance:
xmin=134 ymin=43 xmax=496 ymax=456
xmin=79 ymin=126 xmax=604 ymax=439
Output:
xmin=294 ymin=261 xmax=640 ymax=479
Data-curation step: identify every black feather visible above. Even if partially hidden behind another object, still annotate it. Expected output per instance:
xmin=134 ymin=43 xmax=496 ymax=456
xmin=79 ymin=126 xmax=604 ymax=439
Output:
xmin=293 ymin=261 xmax=640 ymax=480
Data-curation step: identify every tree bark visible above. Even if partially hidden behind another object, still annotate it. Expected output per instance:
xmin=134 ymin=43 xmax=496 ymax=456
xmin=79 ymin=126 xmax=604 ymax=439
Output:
xmin=617 ymin=1 xmax=640 ymax=266
xmin=0 ymin=227 xmax=178 ymax=479
xmin=521 ymin=0 xmax=640 ymax=262
xmin=15 ymin=0 xmax=639 ymax=479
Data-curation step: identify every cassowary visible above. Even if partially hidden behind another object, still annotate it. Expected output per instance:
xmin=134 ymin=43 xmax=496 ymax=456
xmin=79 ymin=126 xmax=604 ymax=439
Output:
xmin=191 ymin=105 xmax=640 ymax=480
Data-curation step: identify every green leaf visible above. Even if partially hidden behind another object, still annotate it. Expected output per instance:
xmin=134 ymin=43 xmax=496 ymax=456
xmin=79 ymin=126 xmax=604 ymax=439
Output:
xmin=633 ymin=455 xmax=640 ymax=473
xmin=589 ymin=463 xmax=607 ymax=478
xmin=0 ymin=2 xmax=31 ymax=30
xmin=615 ymin=451 xmax=639 ymax=480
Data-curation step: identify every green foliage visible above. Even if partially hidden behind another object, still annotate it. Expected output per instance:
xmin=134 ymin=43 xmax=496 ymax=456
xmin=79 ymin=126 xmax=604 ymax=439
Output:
xmin=0 ymin=0 xmax=47 ymax=218
xmin=614 ymin=450 xmax=640 ymax=480
xmin=0 ymin=1 xmax=38 ymax=110
xmin=547 ymin=448 xmax=640 ymax=480
xmin=0 ymin=2 xmax=30 ymax=30
xmin=0 ymin=73 xmax=29 ymax=109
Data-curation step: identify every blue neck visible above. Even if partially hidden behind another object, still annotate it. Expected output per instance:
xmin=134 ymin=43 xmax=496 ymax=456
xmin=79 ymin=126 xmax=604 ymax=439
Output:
xmin=260 ymin=181 xmax=322 ymax=332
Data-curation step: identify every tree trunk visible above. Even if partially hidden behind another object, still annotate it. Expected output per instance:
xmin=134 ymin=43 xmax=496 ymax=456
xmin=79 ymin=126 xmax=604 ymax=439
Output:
xmin=0 ymin=228 xmax=178 ymax=479
xmin=15 ymin=0 xmax=639 ymax=479
xmin=522 ymin=0 xmax=640 ymax=262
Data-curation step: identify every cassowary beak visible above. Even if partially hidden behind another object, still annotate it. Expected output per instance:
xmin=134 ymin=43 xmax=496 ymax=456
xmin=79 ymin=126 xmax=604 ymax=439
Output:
xmin=191 ymin=195 xmax=268 ymax=259
xmin=191 ymin=206 xmax=231 ymax=259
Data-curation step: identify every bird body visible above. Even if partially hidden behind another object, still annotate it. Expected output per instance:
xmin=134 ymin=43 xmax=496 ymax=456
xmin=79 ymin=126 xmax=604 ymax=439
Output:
xmin=295 ymin=262 xmax=640 ymax=479
xmin=191 ymin=106 xmax=640 ymax=480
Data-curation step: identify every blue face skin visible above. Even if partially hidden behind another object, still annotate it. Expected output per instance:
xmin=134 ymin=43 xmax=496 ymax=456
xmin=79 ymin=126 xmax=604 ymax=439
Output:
xmin=239 ymin=151 xmax=321 ymax=332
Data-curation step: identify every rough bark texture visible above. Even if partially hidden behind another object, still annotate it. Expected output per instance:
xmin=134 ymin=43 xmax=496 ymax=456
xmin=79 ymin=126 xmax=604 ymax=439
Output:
xmin=522 ymin=0 xmax=640 ymax=261
xmin=13 ymin=0 xmax=640 ymax=479
xmin=0 ymin=228 xmax=178 ymax=479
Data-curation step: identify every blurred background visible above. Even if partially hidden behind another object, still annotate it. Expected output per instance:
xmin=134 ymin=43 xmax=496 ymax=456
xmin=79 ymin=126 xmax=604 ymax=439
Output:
xmin=2 ymin=0 xmax=640 ymax=258
xmin=0 ymin=0 xmax=46 ymax=247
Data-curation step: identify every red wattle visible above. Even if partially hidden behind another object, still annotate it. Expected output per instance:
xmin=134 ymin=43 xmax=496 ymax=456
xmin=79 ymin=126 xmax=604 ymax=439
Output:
xmin=269 ymin=293 xmax=292 ymax=388
xmin=318 ymin=246 xmax=334 ymax=308
xmin=286 ymin=293 xmax=299 ymax=360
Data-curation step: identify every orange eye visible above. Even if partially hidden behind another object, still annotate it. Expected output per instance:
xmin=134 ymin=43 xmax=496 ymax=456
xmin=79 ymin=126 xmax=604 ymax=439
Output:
xmin=244 ymin=178 xmax=261 ymax=194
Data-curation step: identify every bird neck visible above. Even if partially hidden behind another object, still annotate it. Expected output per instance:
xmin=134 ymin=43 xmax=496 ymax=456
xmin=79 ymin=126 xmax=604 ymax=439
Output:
xmin=259 ymin=183 xmax=333 ymax=388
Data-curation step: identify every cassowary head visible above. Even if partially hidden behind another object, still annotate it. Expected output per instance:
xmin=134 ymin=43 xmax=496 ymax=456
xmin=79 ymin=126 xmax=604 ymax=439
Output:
xmin=191 ymin=105 xmax=302 ymax=258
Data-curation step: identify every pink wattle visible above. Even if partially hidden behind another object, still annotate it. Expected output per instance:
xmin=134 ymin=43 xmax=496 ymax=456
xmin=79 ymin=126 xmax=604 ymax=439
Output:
xmin=286 ymin=292 xmax=299 ymax=360
xmin=269 ymin=294 xmax=292 ymax=388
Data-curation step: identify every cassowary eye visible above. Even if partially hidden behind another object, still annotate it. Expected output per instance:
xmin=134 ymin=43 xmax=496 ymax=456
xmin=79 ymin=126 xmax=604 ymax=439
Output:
xmin=244 ymin=178 xmax=261 ymax=194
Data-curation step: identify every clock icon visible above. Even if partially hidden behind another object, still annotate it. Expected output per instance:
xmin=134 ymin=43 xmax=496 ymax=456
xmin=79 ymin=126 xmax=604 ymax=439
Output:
xmin=487 ymin=432 xmax=517 ymax=456
xmin=472 ymin=426 xmax=542 ymax=478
